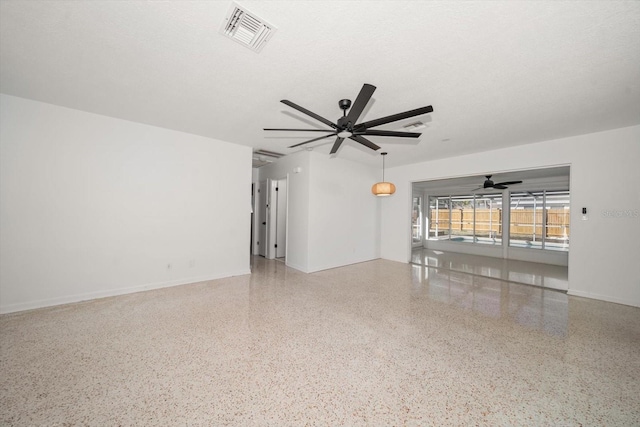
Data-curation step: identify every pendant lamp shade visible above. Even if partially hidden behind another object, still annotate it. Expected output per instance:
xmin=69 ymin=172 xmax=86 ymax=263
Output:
xmin=371 ymin=181 xmax=396 ymax=196
xmin=372 ymin=152 xmax=396 ymax=197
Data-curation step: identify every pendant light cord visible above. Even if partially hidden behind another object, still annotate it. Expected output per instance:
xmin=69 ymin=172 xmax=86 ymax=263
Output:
xmin=381 ymin=152 xmax=387 ymax=182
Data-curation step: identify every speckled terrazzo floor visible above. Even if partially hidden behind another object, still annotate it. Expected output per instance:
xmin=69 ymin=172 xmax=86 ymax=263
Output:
xmin=1 ymin=257 xmax=639 ymax=426
xmin=411 ymin=248 xmax=569 ymax=291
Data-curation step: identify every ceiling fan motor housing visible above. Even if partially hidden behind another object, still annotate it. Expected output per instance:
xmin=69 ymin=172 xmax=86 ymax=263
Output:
xmin=339 ymin=99 xmax=352 ymax=111
xmin=337 ymin=116 xmax=351 ymax=130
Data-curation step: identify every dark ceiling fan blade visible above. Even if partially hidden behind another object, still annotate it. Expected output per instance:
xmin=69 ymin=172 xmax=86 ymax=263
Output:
xmin=330 ymin=137 xmax=345 ymax=154
xmin=281 ymin=100 xmax=337 ymax=129
xmin=471 ymin=186 xmax=484 ymax=192
xmin=495 ymin=180 xmax=523 ymax=186
xmin=288 ymin=133 xmax=337 ymax=148
xmin=345 ymin=84 xmax=376 ymax=125
xmin=493 ymin=184 xmax=508 ymax=189
xmin=357 ymin=129 xmax=421 ymax=138
xmin=349 ymin=135 xmax=380 ymax=151
xmin=354 ymin=105 xmax=433 ymax=130
xmin=264 ymin=128 xmax=334 ymax=132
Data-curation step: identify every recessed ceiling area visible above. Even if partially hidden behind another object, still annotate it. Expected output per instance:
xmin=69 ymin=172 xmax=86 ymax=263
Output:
xmin=1 ymin=1 xmax=639 ymax=168
xmin=413 ymin=166 xmax=570 ymax=196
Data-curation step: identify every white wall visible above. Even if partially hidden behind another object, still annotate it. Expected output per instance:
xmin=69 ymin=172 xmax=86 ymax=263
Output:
xmin=307 ymin=152 xmax=380 ymax=272
xmin=0 ymin=95 xmax=252 ymax=313
xmin=258 ymin=151 xmax=380 ymax=273
xmin=381 ymin=125 xmax=640 ymax=307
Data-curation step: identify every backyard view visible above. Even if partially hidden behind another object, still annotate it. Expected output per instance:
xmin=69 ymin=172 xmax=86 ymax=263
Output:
xmin=425 ymin=190 xmax=570 ymax=251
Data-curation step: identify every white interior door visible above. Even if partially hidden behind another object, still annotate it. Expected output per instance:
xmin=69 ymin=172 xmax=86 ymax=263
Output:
xmin=275 ymin=179 xmax=287 ymax=258
xmin=258 ymin=180 xmax=267 ymax=257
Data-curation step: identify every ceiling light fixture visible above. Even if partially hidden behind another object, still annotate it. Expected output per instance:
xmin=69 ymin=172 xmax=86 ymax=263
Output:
xmin=372 ymin=152 xmax=396 ymax=197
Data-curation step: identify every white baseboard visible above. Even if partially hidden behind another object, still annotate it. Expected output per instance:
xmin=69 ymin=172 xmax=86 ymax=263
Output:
xmin=284 ymin=261 xmax=308 ymax=273
xmin=0 ymin=269 xmax=251 ymax=314
xmin=307 ymin=256 xmax=379 ymax=273
xmin=567 ymin=289 xmax=640 ymax=308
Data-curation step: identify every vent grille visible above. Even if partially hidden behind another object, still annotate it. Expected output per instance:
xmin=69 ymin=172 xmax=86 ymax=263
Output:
xmin=402 ymin=121 xmax=426 ymax=131
xmin=253 ymin=149 xmax=284 ymax=168
xmin=254 ymin=149 xmax=284 ymax=158
xmin=221 ymin=3 xmax=276 ymax=52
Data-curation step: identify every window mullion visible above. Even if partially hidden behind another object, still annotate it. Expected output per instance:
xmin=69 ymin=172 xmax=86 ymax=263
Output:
xmin=473 ymin=194 xmax=476 ymax=243
xmin=542 ymin=190 xmax=547 ymax=250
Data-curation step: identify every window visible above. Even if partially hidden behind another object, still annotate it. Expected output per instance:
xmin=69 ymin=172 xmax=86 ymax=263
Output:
xmin=510 ymin=192 xmax=544 ymax=249
xmin=412 ymin=196 xmax=423 ymax=243
xmin=509 ymin=190 xmax=569 ymax=251
xmin=544 ymin=191 xmax=570 ymax=251
xmin=473 ymin=194 xmax=503 ymax=245
xmin=428 ymin=194 xmax=502 ymax=246
xmin=428 ymin=189 xmax=569 ymax=251
xmin=429 ymin=196 xmax=451 ymax=240
xmin=449 ymin=196 xmax=474 ymax=242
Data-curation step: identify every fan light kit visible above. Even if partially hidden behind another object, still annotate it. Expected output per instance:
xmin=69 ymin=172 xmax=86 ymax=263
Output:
xmin=372 ymin=152 xmax=395 ymax=197
xmin=265 ymin=84 xmax=433 ymax=156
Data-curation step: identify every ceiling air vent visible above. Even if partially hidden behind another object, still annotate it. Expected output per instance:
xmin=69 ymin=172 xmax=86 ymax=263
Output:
xmin=402 ymin=121 xmax=426 ymax=131
xmin=221 ymin=3 xmax=276 ymax=53
xmin=253 ymin=149 xmax=284 ymax=168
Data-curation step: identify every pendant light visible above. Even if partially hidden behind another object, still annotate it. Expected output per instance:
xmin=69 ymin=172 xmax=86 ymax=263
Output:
xmin=372 ymin=152 xmax=396 ymax=197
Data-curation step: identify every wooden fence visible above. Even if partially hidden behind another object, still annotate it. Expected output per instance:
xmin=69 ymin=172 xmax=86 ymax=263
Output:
xmin=430 ymin=208 xmax=570 ymax=239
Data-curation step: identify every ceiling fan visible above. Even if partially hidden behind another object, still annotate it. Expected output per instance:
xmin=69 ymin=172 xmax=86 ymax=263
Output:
xmin=473 ymin=175 xmax=523 ymax=191
xmin=264 ymin=84 xmax=433 ymax=155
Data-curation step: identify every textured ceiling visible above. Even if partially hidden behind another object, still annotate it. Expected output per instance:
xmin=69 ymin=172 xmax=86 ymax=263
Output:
xmin=1 ymin=1 xmax=639 ymax=168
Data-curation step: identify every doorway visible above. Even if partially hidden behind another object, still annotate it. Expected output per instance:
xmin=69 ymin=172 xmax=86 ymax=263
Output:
xmin=409 ymin=166 xmax=570 ymax=290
